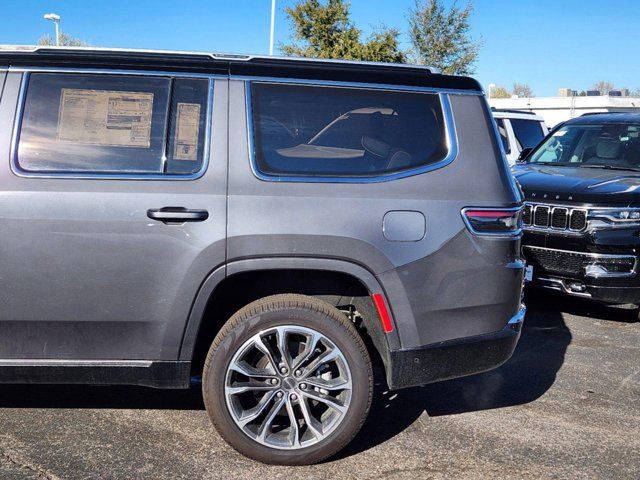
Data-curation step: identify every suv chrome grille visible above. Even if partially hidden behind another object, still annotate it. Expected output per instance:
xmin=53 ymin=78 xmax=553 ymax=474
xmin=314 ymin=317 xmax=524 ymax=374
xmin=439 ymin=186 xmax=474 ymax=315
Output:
xmin=523 ymin=203 xmax=587 ymax=232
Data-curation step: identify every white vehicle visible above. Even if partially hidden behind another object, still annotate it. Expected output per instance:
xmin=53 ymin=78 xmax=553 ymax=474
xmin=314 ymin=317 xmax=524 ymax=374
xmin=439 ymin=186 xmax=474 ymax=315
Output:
xmin=492 ymin=109 xmax=548 ymax=164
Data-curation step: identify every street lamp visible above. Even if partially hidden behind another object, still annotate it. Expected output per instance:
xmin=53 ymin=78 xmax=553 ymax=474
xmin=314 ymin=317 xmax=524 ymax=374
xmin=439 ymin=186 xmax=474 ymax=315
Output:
xmin=43 ymin=13 xmax=60 ymax=46
xmin=269 ymin=0 xmax=276 ymax=56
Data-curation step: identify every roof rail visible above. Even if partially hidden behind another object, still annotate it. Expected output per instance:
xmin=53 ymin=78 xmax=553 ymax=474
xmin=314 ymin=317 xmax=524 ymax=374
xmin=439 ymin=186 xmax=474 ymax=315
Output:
xmin=0 ymin=45 xmax=440 ymax=74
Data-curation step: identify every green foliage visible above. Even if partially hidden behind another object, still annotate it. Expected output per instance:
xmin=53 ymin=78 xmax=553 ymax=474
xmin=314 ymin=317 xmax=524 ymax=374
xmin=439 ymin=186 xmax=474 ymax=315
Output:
xmin=490 ymin=86 xmax=511 ymax=99
xmin=38 ymin=32 xmax=89 ymax=47
xmin=281 ymin=0 xmax=405 ymax=63
xmin=408 ymin=0 xmax=480 ymax=75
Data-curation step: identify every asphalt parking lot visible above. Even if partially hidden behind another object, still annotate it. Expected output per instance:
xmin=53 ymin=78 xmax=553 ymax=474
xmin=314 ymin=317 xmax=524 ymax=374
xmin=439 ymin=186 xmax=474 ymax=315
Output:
xmin=0 ymin=291 xmax=638 ymax=480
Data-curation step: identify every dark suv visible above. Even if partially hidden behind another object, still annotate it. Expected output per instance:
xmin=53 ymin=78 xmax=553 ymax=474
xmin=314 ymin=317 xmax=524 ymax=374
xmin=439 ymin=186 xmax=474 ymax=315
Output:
xmin=514 ymin=113 xmax=640 ymax=311
xmin=0 ymin=46 xmax=524 ymax=465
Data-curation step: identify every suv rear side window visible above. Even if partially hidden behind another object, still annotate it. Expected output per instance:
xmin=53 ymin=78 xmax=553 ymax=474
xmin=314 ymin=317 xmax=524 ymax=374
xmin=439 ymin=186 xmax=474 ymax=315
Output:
xmin=17 ymin=73 xmax=209 ymax=175
xmin=250 ymin=82 xmax=448 ymax=178
xmin=510 ymin=118 xmax=544 ymax=151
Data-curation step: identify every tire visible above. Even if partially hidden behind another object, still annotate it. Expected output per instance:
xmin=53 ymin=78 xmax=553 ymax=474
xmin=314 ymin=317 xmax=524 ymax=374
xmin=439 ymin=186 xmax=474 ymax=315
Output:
xmin=202 ymin=294 xmax=373 ymax=465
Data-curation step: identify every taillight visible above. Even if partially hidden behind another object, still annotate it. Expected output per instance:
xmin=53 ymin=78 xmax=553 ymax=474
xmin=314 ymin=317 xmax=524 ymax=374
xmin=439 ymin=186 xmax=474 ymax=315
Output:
xmin=461 ymin=207 xmax=522 ymax=236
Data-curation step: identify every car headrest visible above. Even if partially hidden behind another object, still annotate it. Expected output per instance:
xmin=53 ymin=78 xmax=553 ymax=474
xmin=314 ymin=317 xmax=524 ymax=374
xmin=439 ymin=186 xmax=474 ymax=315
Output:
xmin=596 ymin=139 xmax=622 ymax=159
xmin=361 ymin=136 xmax=390 ymax=157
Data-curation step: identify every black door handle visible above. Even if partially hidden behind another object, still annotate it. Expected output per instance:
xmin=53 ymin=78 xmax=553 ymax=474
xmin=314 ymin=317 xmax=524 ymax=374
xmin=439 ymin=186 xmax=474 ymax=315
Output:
xmin=147 ymin=207 xmax=209 ymax=223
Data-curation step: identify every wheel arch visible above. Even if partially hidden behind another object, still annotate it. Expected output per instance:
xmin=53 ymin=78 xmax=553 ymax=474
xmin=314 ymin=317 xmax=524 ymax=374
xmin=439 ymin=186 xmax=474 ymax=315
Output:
xmin=178 ymin=257 xmax=400 ymax=380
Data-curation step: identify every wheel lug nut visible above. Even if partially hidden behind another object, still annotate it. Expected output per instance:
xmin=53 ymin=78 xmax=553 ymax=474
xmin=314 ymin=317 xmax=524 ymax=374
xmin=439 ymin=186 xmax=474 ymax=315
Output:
xmin=270 ymin=378 xmax=278 ymax=385
xmin=295 ymin=369 xmax=302 ymax=376
xmin=290 ymin=394 xmax=298 ymax=401
xmin=299 ymin=383 xmax=307 ymax=390
xmin=276 ymin=391 xmax=283 ymax=398
xmin=280 ymin=367 xmax=288 ymax=374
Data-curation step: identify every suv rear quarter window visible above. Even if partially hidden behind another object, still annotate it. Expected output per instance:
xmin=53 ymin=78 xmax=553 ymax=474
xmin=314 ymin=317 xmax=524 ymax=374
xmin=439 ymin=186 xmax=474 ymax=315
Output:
xmin=250 ymin=82 xmax=449 ymax=178
xmin=16 ymin=73 xmax=209 ymax=176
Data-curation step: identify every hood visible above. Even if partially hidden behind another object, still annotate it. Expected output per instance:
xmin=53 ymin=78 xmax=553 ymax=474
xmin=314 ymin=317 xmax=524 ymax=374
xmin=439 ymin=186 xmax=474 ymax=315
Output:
xmin=511 ymin=163 xmax=640 ymax=206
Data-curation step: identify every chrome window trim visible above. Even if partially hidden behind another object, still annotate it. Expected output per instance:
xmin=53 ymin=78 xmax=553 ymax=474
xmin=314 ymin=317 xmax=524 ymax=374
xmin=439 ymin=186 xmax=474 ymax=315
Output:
xmin=9 ymin=67 xmax=218 ymax=181
xmin=460 ymin=206 xmax=523 ymax=238
xmin=244 ymin=79 xmax=460 ymax=184
xmin=524 ymin=245 xmax=637 ymax=278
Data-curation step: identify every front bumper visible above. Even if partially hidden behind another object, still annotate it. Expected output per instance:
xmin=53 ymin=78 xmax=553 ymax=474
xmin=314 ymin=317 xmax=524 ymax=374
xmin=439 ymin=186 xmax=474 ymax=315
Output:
xmin=386 ymin=305 xmax=525 ymax=390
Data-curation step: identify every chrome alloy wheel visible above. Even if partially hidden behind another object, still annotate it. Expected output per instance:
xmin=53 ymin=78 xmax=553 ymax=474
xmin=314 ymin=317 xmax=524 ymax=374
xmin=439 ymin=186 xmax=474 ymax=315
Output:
xmin=224 ymin=325 xmax=353 ymax=449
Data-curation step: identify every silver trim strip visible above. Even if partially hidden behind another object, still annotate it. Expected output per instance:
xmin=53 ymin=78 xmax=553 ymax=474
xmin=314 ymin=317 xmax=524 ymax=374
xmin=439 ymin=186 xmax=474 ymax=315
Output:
xmin=244 ymin=80 xmax=460 ymax=184
xmin=0 ymin=359 xmax=153 ymax=367
xmin=9 ymin=68 xmax=216 ymax=181
xmin=535 ymin=277 xmax=592 ymax=297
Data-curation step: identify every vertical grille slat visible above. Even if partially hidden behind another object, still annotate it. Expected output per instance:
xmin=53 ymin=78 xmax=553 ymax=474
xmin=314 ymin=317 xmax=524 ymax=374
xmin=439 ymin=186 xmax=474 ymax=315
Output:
xmin=570 ymin=209 xmax=587 ymax=231
xmin=533 ymin=206 xmax=550 ymax=227
xmin=522 ymin=204 xmax=532 ymax=225
xmin=524 ymin=203 xmax=587 ymax=232
xmin=551 ymin=208 xmax=568 ymax=229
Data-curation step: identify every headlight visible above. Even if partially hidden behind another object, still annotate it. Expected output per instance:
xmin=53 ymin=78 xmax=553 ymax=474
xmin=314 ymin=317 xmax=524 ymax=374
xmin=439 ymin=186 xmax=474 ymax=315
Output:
xmin=589 ymin=208 xmax=640 ymax=223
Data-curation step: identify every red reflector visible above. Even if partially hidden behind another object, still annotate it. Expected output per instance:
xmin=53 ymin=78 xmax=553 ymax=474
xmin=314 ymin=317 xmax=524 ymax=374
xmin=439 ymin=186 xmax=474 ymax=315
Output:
xmin=464 ymin=210 xmax=515 ymax=218
xmin=372 ymin=293 xmax=394 ymax=333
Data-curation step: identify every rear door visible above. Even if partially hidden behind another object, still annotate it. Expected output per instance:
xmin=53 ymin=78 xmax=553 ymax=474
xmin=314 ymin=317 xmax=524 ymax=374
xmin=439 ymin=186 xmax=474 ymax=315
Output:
xmin=0 ymin=69 xmax=228 ymax=360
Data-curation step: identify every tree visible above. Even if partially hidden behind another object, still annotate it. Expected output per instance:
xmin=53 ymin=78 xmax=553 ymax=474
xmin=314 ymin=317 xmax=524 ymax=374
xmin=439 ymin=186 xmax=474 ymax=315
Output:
xmin=592 ymin=80 xmax=614 ymax=96
xmin=490 ymin=86 xmax=511 ymax=99
xmin=408 ymin=0 xmax=480 ymax=75
xmin=281 ymin=0 xmax=405 ymax=63
xmin=512 ymin=83 xmax=533 ymax=98
xmin=38 ymin=32 xmax=89 ymax=47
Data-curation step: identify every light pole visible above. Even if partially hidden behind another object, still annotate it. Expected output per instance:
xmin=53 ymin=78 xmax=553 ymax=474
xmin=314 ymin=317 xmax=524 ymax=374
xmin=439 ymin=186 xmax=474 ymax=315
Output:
xmin=43 ymin=13 xmax=61 ymax=46
xmin=269 ymin=0 xmax=276 ymax=56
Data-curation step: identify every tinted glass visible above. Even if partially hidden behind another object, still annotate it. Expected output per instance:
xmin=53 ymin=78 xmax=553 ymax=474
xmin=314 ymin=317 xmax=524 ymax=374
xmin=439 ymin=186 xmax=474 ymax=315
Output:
xmin=510 ymin=119 xmax=544 ymax=151
xmin=17 ymin=73 xmax=208 ymax=175
xmin=250 ymin=83 xmax=448 ymax=177
xmin=495 ymin=118 xmax=510 ymax=153
xmin=529 ymin=122 xmax=640 ymax=169
xmin=166 ymin=78 xmax=209 ymax=174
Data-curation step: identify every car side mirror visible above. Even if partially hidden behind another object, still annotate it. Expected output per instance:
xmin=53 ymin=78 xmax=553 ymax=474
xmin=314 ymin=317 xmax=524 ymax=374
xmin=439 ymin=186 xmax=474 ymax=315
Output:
xmin=518 ymin=148 xmax=532 ymax=162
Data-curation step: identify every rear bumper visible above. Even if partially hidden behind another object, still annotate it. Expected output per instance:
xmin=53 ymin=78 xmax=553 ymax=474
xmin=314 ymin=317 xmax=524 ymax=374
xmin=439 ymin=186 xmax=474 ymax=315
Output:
xmin=386 ymin=305 xmax=525 ymax=390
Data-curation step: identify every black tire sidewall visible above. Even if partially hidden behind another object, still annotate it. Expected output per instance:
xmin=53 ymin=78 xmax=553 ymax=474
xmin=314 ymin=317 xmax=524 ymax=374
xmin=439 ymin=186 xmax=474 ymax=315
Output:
xmin=203 ymin=304 xmax=372 ymax=465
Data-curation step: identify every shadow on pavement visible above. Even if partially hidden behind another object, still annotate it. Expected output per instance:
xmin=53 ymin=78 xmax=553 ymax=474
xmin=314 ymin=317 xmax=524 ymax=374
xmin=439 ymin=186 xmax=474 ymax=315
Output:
xmin=0 ymin=290 xmax=634 ymax=459
xmin=337 ymin=290 xmax=573 ymax=459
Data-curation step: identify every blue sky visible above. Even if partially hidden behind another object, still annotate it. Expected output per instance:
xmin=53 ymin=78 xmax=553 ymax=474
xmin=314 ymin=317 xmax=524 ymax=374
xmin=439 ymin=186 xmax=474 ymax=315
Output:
xmin=1 ymin=0 xmax=638 ymax=96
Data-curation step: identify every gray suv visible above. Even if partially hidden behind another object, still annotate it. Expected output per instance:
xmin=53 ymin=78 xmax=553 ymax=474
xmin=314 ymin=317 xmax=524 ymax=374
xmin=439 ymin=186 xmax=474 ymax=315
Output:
xmin=0 ymin=46 xmax=525 ymax=465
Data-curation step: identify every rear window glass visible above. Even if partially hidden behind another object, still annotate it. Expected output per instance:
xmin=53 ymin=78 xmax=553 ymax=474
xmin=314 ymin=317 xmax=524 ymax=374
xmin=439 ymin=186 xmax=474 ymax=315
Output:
xmin=510 ymin=119 xmax=544 ymax=151
xmin=17 ymin=73 xmax=209 ymax=175
xmin=250 ymin=83 xmax=448 ymax=177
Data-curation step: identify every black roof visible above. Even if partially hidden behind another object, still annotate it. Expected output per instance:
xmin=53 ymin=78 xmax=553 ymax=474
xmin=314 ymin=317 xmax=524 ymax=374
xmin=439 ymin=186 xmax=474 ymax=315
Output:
xmin=567 ymin=112 xmax=640 ymax=125
xmin=0 ymin=46 xmax=483 ymax=91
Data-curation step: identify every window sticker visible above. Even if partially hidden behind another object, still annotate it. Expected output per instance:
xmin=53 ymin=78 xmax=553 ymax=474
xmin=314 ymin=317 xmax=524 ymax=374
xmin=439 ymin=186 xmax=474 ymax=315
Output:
xmin=58 ymin=89 xmax=154 ymax=148
xmin=173 ymin=103 xmax=201 ymax=160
